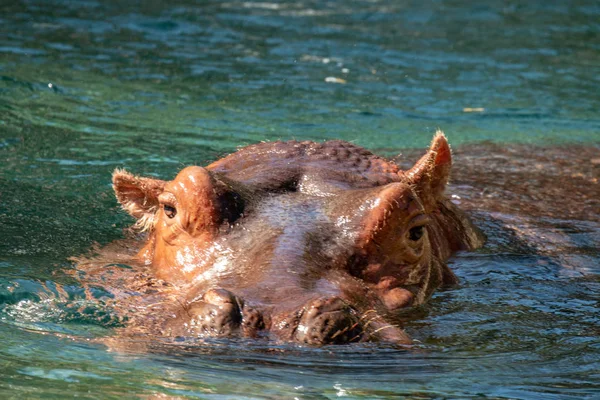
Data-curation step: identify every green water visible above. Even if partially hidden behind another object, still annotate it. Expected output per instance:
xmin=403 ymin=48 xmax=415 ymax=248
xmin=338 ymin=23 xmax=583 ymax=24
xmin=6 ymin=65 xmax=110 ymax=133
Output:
xmin=1 ymin=0 xmax=599 ymax=398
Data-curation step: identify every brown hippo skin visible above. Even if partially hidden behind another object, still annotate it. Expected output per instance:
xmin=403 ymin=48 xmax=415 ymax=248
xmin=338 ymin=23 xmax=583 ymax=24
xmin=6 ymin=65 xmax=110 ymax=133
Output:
xmin=112 ymin=131 xmax=485 ymax=345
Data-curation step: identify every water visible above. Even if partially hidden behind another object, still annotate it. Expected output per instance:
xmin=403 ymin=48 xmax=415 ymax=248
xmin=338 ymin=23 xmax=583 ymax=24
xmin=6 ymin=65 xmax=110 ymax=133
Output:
xmin=1 ymin=0 xmax=599 ymax=398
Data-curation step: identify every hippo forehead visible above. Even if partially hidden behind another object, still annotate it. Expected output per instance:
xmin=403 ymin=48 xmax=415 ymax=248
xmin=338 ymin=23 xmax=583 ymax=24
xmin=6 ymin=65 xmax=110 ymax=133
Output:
xmin=199 ymin=183 xmax=421 ymax=266
xmin=162 ymin=160 xmax=421 ymax=279
xmin=225 ymin=195 xmax=332 ymax=267
xmin=165 ymin=140 xmax=423 ymax=252
xmin=192 ymin=183 xmax=423 ymax=299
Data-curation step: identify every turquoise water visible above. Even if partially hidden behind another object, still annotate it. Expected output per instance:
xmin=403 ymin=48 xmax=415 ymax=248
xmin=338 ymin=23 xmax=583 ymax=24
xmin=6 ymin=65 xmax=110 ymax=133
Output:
xmin=1 ymin=0 xmax=599 ymax=398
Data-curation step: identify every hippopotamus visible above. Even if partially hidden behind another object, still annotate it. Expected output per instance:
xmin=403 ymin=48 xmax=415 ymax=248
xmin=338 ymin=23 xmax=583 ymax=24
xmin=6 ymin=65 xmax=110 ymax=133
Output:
xmin=111 ymin=131 xmax=485 ymax=345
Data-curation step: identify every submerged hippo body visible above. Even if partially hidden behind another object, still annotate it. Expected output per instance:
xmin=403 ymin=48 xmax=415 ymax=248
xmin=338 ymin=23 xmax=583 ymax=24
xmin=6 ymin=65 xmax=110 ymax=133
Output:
xmin=112 ymin=132 xmax=484 ymax=344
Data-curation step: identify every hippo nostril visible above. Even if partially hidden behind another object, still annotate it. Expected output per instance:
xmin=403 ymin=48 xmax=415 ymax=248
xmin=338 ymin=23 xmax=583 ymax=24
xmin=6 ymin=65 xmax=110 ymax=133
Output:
xmin=291 ymin=297 xmax=364 ymax=345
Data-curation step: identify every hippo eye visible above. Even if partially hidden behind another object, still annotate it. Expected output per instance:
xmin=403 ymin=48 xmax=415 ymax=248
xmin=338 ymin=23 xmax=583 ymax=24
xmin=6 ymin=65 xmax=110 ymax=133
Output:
xmin=163 ymin=204 xmax=177 ymax=219
xmin=408 ymin=226 xmax=424 ymax=241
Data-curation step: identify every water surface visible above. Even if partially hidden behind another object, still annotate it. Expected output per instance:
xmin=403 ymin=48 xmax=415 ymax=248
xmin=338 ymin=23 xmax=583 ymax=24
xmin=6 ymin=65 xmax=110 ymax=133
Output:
xmin=1 ymin=0 xmax=599 ymax=398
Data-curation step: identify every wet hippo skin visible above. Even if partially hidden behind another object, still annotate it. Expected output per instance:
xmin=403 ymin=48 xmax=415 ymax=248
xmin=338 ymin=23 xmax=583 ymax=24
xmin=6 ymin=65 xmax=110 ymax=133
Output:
xmin=111 ymin=131 xmax=485 ymax=344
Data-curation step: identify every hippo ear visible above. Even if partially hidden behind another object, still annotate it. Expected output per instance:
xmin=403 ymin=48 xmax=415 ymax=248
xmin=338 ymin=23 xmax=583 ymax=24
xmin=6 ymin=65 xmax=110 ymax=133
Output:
xmin=112 ymin=169 xmax=166 ymax=230
xmin=404 ymin=130 xmax=452 ymax=201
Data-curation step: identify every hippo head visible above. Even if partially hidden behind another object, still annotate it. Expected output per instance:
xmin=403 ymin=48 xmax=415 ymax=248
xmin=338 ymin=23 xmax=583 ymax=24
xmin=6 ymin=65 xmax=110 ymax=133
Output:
xmin=111 ymin=134 xmax=484 ymax=343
